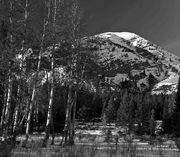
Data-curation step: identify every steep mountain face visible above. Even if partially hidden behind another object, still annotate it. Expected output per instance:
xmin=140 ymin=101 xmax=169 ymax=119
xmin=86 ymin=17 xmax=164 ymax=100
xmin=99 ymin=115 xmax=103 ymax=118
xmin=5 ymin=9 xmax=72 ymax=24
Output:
xmin=82 ymin=32 xmax=180 ymax=94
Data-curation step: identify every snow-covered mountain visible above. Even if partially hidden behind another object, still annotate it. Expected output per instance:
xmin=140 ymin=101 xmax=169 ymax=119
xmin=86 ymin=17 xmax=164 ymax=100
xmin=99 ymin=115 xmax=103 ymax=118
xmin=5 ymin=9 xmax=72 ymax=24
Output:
xmin=82 ymin=32 xmax=180 ymax=94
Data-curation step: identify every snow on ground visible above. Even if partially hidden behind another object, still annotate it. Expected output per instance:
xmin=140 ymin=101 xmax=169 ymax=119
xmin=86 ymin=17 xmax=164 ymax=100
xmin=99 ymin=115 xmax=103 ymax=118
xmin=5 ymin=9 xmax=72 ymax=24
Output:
xmin=98 ymin=32 xmax=138 ymax=40
xmin=97 ymin=32 xmax=136 ymax=51
xmin=156 ymin=72 xmax=179 ymax=87
xmin=152 ymin=72 xmax=179 ymax=95
xmin=76 ymin=130 xmax=103 ymax=135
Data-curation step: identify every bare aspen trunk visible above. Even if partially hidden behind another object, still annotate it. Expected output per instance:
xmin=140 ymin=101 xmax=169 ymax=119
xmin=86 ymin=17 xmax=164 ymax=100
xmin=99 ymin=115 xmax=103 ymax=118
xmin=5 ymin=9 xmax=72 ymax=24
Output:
xmin=25 ymin=87 xmax=35 ymax=135
xmin=19 ymin=100 xmax=29 ymax=126
xmin=42 ymin=76 xmax=54 ymax=146
xmin=13 ymin=60 xmax=24 ymax=134
xmin=13 ymin=87 xmax=21 ymax=133
xmin=23 ymin=0 xmax=51 ymax=147
xmin=14 ymin=0 xmax=29 ymax=132
xmin=61 ymin=0 xmax=81 ymax=145
xmin=67 ymin=0 xmax=80 ymax=145
xmin=46 ymin=72 xmax=54 ymax=131
xmin=70 ymin=89 xmax=77 ymax=143
xmin=36 ymin=104 xmax=39 ymax=131
xmin=42 ymin=0 xmax=57 ymax=147
xmin=33 ymin=102 xmax=39 ymax=131
xmin=11 ymin=0 xmax=29 ymax=146
xmin=61 ymin=85 xmax=74 ymax=145
xmin=23 ymin=76 xmax=39 ymax=147
xmin=13 ymin=107 xmax=19 ymax=134
xmin=67 ymin=87 xmax=73 ymax=141
xmin=3 ymin=75 xmax=12 ymax=140
xmin=50 ymin=115 xmax=55 ymax=145
xmin=11 ymin=85 xmax=23 ymax=145
xmin=0 ymin=88 xmax=7 ymax=131
xmin=1 ymin=0 xmax=13 ymax=141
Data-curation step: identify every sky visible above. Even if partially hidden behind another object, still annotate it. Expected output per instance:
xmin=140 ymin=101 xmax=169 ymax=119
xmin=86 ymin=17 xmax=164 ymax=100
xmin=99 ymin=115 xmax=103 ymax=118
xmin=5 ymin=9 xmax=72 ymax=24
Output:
xmin=79 ymin=0 xmax=180 ymax=56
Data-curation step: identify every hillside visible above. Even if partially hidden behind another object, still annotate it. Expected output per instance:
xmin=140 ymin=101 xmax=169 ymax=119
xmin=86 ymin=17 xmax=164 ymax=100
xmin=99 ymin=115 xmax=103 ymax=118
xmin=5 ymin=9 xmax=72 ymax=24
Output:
xmin=82 ymin=32 xmax=180 ymax=94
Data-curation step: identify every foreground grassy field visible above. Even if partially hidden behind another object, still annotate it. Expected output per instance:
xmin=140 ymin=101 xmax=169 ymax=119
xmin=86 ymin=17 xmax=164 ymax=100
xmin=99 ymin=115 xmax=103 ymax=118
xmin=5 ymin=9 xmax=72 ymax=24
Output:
xmin=0 ymin=134 xmax=180 ymax=157
xmin=9 ymin=143 xmax=180 ymax=157
xmin=1 ymin=124 xmax=180 ymax=157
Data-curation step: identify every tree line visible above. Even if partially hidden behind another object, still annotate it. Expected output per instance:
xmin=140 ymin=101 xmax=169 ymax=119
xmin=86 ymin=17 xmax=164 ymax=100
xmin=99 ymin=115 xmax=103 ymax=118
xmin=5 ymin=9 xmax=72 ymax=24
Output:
xmin=77 ymin=79 xmax=177 ymax=136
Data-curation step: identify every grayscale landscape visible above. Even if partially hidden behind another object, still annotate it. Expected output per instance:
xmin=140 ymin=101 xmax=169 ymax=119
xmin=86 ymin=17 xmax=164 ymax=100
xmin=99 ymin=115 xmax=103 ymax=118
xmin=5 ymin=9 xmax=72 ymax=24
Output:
xmin=0 ymin=0 xmax=180 ymax=156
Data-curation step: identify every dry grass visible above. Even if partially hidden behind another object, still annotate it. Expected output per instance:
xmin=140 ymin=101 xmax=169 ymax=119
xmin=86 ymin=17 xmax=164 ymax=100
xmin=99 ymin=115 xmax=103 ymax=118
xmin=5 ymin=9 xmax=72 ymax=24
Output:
xmin=0 ymin=134 xmax=180 ymax=157
xmin=0 ymin=142 xmax=178 ymax=157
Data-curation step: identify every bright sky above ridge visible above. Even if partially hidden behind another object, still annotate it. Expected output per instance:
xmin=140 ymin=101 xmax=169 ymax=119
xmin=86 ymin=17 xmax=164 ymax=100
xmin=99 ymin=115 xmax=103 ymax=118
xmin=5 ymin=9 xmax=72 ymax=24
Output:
xmin=79 ymin=0 xmax=180 ymax=56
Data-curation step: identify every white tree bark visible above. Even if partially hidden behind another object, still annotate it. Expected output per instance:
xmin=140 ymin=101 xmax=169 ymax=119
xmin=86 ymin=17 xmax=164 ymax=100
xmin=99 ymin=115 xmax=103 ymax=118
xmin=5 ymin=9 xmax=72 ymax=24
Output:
xmin=61 ymin=0 xmax=81 ymax=146
xmin=61 ymin=85 xmax=76 ymax=145
xmin=0 ymin=89 xmax=7 ymax=130
xmin=3 ymin=75 xmax=12 ymax=140
xmin=13 ymin=87 xmax=20 ymax=133
xmin=13 ymin=0 xmax=28 ymax=136
xmin=1 ymin=0 xmax=13 ymax=140
xmin=42 ymin=0 xmax=57 ymax=147
xmin=23 ymin=0 xmax=51 ymax=147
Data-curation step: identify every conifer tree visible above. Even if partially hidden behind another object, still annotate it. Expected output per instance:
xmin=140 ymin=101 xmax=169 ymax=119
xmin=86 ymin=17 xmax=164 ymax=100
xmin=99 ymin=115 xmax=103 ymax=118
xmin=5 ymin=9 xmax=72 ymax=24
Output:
xmin=105 ymin=94 xmax=117 ymax=123
xmin=172 ymin=76 xmax=180 ymax=137
xmin=135 ymin=92 xmax=143 ymax=134
xmin=140 ymin=92 xmax=152 ymax=134
xmin=116 ymin=89 xmax=129 ymax=127
xmin=162 ymin=95 xmax=173 ymax=133
xmin=149 ymin=108 xmax=155 ymax=135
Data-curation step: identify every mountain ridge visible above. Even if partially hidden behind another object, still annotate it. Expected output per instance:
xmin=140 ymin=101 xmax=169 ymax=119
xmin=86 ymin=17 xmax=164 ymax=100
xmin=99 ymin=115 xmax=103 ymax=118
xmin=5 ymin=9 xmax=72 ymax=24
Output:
xmin=82 ymin=31 xmax=180 ymax=94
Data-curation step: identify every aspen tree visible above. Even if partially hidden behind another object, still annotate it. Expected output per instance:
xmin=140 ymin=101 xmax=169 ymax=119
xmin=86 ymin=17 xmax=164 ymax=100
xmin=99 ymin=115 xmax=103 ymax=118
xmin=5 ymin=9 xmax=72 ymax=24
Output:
xmin=61 ymin=0 xmax=81 ymax=146
xmin=1 ymin=0 xmax=13 ymax=141
xmin=23 ymin=0 xmax=51 ymax=147
xmin=42 ymin=0 xmax=57 ymax=147
xmin=13 ymin=0 xmax=29 ymax=137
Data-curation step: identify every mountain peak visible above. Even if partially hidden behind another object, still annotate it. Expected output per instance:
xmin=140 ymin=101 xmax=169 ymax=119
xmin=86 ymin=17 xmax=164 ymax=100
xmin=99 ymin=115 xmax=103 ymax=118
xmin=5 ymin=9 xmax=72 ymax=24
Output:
xmin=98 ymin=32 xmax=138 ymax=40
xmin=83 ymin=31 xmax=180 ymax=94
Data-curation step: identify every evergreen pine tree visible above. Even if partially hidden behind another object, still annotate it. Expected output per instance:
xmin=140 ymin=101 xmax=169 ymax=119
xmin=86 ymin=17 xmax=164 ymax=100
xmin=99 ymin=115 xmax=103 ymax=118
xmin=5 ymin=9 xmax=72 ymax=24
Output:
xmin=135 ymin=93 xmax=143 ymax=134
xmin=141 ymin=92 xmax=152 ymax=134
xmin=149 ymin=108 xmax=155 ymax=135
xmin=105 ymin=94 xmax=116 ymax=123
xmin=162 ymin=95 xmax=173 ymax=134
xmin=117 ymin=89 xmax=129 ymax=126
xmin=172 ymin=76 xmax=180 ymax=137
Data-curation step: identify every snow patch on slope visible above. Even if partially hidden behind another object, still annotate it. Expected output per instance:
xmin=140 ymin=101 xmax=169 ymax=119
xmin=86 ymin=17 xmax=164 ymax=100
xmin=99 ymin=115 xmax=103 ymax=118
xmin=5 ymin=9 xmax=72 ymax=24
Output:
xmin=97 ymin=32 xmax=136 ymax=51
xmin=152 ymin=72 xmax=179 ymax=95
xmin=98 ymin=32 xmax=137 ymax=40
